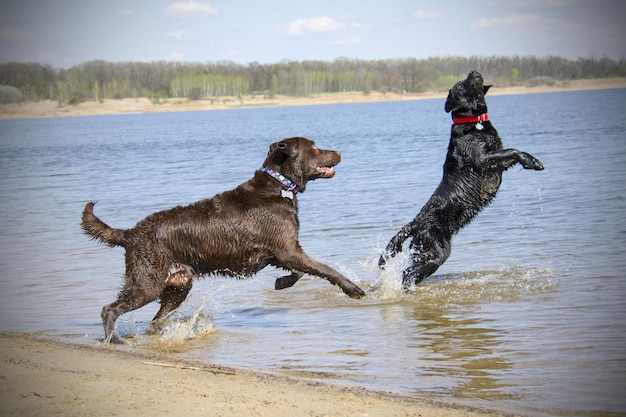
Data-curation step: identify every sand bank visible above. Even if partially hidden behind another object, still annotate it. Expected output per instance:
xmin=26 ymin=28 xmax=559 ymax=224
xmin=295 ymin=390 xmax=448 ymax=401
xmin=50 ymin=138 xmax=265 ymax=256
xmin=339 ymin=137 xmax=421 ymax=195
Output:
xmin=0 ymin=331 xmax=519 ymax=417
xmin=1 ymin=78 xmax=624 ymax=120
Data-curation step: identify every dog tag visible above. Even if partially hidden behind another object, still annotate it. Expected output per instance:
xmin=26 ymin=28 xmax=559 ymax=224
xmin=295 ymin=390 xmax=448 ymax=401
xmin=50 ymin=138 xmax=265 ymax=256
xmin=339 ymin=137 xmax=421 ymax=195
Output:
xmin=281 ymin=190 xmax=294 ymax=200
xmin=475 ymin=122 xmax=484 ymax=130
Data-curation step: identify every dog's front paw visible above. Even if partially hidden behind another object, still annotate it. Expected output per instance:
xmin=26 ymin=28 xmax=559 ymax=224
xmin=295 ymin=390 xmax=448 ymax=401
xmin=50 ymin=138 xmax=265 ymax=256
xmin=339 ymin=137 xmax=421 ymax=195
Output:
xmin=530 ymin=157 xmax=544 ymax=170
xmin=521 ymin=153 xmax=544 ymax=171
xmin=342 ymin=281 xmax=366 ymax=298
xmin=275 ymin=272 xmax=304 ymax=290
xmin=379 ymin=247 xmax=400 ymax=270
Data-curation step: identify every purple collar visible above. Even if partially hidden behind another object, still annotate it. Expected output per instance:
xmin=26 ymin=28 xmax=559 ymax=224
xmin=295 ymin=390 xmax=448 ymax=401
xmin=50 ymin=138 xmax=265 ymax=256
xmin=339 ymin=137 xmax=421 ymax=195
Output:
xmin=261 ymin=167 xmax=300 ymax=194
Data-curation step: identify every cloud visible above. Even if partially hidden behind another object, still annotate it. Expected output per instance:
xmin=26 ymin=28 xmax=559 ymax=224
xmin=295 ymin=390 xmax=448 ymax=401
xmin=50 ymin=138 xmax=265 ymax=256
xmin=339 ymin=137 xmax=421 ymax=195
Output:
xmin=413 ymin=10 xmax=445 ymax=20
xmin=471 ymin=14 xmax=543 ymax=29
xmin=166 ymin=1 xmax=217 ymax=17
xmin=116 ymin=9 xmax=132 ymax=17
xmin=167 ymin=30 xmax=187 ymax=39
xmin=281 ymin=16 xmax=346 ymax=37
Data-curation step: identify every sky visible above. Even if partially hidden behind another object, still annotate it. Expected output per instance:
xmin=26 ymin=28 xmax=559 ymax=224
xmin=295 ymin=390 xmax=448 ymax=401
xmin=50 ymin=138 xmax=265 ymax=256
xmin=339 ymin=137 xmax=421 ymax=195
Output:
xmin=1 ymin=0 xmax=625 ymax=68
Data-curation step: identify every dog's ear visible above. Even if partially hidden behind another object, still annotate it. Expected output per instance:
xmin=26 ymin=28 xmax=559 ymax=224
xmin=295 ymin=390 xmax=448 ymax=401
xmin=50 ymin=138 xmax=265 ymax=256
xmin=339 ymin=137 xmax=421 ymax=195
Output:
xmin=269 ymin=140 xmax=297 ymax=157
xmin=445 ymin=90 xmax=462 ymax=113
xmin=483 ymin=85 xmax=492 ymax=95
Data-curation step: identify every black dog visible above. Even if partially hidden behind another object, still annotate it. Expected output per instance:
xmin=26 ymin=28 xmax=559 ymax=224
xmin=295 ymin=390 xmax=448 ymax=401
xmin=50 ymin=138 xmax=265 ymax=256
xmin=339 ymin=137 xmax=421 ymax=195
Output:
xmin=379 ymin=70 xmax=544 ymax=290
xmin=82 ymin=137 xmax=365 ymax=344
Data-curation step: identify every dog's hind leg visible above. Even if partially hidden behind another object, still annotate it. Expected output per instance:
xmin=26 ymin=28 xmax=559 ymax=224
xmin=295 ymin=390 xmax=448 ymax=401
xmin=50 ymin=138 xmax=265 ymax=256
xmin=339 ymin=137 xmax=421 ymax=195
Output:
xmin=164 ymin=263 xmax=194 ymax=287
xmin=401 ymin=262 xmax=441 ymax=291
xmin=101 ymin=251 xmax=165 ymax=344
xmin=102 ymin=288 xmax=157 ymax=344
xmin=153 ymin=281 xmax=193 ymax=321
xmin=153 ymin=263 xmax=194 ymax=321
xmin=401 ymin=238 xmax=451 ymax=291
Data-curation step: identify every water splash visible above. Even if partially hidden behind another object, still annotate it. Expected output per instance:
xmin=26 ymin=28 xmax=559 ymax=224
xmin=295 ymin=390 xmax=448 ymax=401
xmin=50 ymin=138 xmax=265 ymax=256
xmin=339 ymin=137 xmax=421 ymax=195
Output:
xmin=359 ymin=246 xmax=411 ymax=298
xmin=147 ymin=301 xmax=216 ymax=347
xmin=417 ymin=265 xmax=556 ymax=304
xmin=361 ymin=242 xmax=555 ymax=304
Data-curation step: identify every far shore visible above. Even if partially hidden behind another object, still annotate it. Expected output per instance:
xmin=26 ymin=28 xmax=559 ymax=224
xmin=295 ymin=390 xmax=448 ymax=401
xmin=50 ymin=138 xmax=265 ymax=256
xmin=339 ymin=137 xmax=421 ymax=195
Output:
xmin=1 ymin=77 xmax=625 ymax=120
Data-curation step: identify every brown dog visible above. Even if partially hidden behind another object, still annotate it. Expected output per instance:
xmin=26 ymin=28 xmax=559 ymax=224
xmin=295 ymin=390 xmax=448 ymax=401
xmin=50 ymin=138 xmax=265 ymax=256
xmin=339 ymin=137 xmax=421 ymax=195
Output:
xmin=82 ymin=137 xmax=365 ymax=343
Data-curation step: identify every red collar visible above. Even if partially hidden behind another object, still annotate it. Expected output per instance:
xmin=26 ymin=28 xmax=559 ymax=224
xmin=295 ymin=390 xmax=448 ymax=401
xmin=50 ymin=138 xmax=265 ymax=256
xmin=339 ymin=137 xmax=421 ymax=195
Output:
xmin=452 ymin=113 xmax=489 ymax=125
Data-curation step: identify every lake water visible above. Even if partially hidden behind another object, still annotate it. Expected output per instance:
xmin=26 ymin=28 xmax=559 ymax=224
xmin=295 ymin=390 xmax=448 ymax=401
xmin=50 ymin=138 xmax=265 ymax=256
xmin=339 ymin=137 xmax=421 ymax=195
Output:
xmin=1 ymin=89 xmax=625 ymax=416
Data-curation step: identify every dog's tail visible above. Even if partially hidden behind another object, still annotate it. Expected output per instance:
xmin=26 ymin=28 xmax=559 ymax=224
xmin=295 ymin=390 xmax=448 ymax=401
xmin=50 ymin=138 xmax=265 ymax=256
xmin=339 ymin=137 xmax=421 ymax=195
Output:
xmin=81 ymin=202 xmax=127 ymax=248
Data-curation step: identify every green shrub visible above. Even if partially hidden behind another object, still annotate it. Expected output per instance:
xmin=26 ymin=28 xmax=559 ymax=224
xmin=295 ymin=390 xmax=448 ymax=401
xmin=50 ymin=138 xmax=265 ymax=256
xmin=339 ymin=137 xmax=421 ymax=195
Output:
xmin=0 ymin=85 xmax=24 ymax=103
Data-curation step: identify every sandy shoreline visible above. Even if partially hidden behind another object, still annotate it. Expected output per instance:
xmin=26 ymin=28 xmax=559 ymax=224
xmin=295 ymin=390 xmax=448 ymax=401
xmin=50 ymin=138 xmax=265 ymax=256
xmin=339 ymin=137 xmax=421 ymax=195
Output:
xmin=0 ymin=331 xmax=521 ymax=417
xmin=1 ymin=77 xmax=625 ymax=120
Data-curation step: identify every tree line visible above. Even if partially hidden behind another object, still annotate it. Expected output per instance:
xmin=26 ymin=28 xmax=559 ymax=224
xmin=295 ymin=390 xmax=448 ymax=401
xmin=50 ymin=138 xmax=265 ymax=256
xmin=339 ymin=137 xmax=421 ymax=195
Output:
xmin=1 ymin=55 xmax=624 ymax=105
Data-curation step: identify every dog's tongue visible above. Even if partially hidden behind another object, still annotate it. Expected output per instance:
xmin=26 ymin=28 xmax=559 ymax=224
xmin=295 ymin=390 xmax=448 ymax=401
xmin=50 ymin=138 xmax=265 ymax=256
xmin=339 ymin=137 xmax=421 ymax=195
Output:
xmin=316 ymin=166 xmax=335 ymax=176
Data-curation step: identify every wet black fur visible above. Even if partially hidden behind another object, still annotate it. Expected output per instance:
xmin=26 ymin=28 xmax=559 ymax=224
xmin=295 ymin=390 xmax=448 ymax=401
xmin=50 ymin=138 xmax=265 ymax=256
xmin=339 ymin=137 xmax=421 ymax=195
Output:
xmin=379 ymin=71 xmax=544 ymax=290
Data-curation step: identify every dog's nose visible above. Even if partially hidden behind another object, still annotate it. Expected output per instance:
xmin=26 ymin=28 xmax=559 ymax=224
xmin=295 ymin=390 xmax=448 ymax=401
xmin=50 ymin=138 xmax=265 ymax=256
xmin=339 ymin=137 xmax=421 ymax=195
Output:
xmin=469 ymin=70 xmax=482 ymax=81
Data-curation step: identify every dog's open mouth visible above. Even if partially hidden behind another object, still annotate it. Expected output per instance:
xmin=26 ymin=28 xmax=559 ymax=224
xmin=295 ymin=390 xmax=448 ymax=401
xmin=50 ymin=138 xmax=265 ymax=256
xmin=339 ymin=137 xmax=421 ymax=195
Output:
xmin=315 ymin=166 xmax=336 ymax=178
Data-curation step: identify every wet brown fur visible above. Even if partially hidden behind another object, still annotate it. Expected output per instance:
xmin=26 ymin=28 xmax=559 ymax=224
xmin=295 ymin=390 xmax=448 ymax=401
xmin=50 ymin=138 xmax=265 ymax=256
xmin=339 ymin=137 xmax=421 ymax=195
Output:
xmin=82 ymin=137 xmax=365 ymax=343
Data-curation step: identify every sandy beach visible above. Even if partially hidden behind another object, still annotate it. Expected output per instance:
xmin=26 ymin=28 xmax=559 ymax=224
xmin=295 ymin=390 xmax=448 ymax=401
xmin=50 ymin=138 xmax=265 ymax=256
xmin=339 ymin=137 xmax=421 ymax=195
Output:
xmin=1 ymin=77 xmax=625 ymax=120
xmin=0 ymin=331 xmax=517 ymax=417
